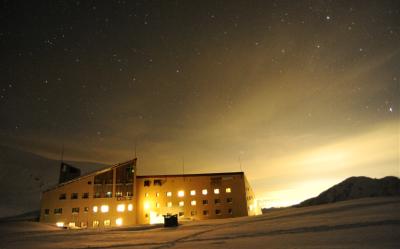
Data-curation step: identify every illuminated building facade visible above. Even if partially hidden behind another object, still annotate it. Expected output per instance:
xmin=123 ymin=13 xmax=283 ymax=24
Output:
xmin=40 ymin=159 xmax=258 ymax=228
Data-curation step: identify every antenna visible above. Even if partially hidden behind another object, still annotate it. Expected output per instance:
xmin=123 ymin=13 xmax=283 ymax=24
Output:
xmin=239 ymin=155 xmax=243 ymax=172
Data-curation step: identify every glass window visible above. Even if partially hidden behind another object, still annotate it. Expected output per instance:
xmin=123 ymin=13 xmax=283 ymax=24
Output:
xmin=116 ymin=218 xmax=123 ymax=226
xmin=203 ymin=210 xmax=209 ymax=216
xmin=215 ymin=209 xmax=221 ymax=215
xmin=178 ymin=190 xmax=185 ymax=197
xmin=128 ymin=204 xmax=133 ymax=211
xmin=70 ymin=193 xmax=78 ymax=199
xmin=202 ymin=189 xmax=208 ymax=195
xmin=117 ymin=204 xmax=125 ymax=212
xmin=59 ymin=193 xmax=66 ymax=200
xmin=82 ymin=192 xmax=89 ymax=199
xmin=167 ymin=202 xmax=172 ymax=207
xmin=166 ymin=191 xmax=172 ymax=197
xmin=145 ymin=193 xmax=149 ymax=197
xmin=144 ymin=180 xmax=151 ymax=187
xmin=104 ymin=219 xmax=111 ymax=226
xmin=54 ymin=208 xmax=62 ymax=214
xmin=93 ymin=220 xmax=99 ymax=228
xmin=202 ymin=199 xmax=208 ymax=205
xmin=191 ymin=211 xmax=197 ymax=216
xmin=228 ymin=208 xmax=233 ymax=214
xmin=44 ymin=209 xmax=49 ymax=215
xmin=156 ymin=192 xmax=160 ymax=197
xmin=94 ymin=170 xmax=113 ymax=198
xmin=191 ymin=200 xmax=197 ymax=206
xmin=190 ymin=190 xmax=196 ymax=196
xmin=156 ymin=202 xmax=160 ymax=208
xmin=154 ymin=179 xmax=162 ymax=186
xmin=214 ymin=188 xmax=220 ymax=194
xmin=100 ymin=205 xmax=109 ymax=213
xmin=179 ymin=201 xmax=184 ymax=207
xmin=227 ymin=197 xmax=233 ymax=203
xmin=225 ymin=187 xmax=231 ymax=193
xmin=179 ymin=212 xmax=184 ymax=217
xmin=84 ymin=207 xmax=89 ymax=212
xmin=93 ymin=206 xmax=98 ymax=213
xmin=72 ymin=207 xmax=79 ymax=213
xmin=215 ymin=199 xmax=221 ymax=204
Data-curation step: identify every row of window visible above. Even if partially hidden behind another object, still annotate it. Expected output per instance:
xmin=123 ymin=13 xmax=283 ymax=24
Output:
xmin=45 ymin=204 xmax=134 ymax=215
xmin=59 ymin=191 xmax=134 ymax=200
xmin=151 ymin=198 xmax=233 ymax=208
xmin=145 ymin=209 xmax=233 ymax=218
xmin=145 ymin=188 xmax=232 ymax=198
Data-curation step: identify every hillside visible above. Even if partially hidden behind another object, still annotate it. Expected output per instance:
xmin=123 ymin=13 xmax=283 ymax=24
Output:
xmin=0 ymin=145 xmax=104 ymax=218
xmin=297 ymin=176 xmax=400 ymax=207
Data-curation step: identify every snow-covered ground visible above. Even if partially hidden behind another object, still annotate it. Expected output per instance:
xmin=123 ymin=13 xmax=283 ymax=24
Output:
xmin=0 ymin=197 xmax=399 ymax=249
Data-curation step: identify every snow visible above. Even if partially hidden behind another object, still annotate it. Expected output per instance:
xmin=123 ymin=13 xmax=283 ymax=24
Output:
xmin=0 ymin=197 xmax=399 ymax=249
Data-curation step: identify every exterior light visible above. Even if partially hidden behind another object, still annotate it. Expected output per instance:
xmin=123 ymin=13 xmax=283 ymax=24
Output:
xmin=178 ymin=190 xmax=185 ymax=197
xmin=202 ymin=189 xmax=208 ymax=195
xmin=56 ymin=222 xmax=64 ymax=228
xmin=128 ymin=204 xmax=133 ymax=211
xmin=117 ymin=204 xmax=125 ymax=212
xmin=93 ymin=206 xmax=98 ymax=213
xmin=100 ymin=205 xmax=109 ymax=213
xmin=116 ymin=218 xmax=123 ymax=226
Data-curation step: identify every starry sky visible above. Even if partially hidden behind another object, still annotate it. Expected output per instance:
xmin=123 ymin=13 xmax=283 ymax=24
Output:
xmin=1 ymin=0 xmax=399 ymax=207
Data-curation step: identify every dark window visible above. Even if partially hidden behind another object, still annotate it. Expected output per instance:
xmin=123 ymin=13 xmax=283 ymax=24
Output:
xmin=191 ymin=211 xmax=197 ymax=216
xmin=215 ymin=209 xmax=221 ymax=215
xmin=154 ymin=179 xmax=162 ymax=186
xmin=54 ymin=208 xmax=62 ymax=214
xmin=88 ymin=181 xmax=92 ymax=185
xmin=71 ymin=193 xmax=78 ymax=199
xmin=227 ymin=198 xmax=233 ymax=203
xmin=203 ymin=210 xmax=209 ymax=216
xmin=59 ymin=193 xmax=66 ymax=200
xmin=82 ymin=192 xmax=89 ymax=199
xmin=44 ymin=209 xmax=50 ymax=215
xmin=116 ymin=163 xmax=134 ymax=197
xmin=144 ymin=180 xmax=151 ymax=187
xmin=228 ymin=208 xmax=233 ymax=214
xmin=145 ymin=213 xmax=149 ymax=218
xmin=202 ymin=200 xmax=208 ymax=205
xmin=94 ymin=170 xmax=113 ymax=198
xmin=179 ymin=212 xmax=184 ymax=217
xmin=72 ymin=207 xmax=79 ymax=213
xmin=84 ymin=207 xmax=89 ymax=212
xmin=105 ymin=191 xmax=112 ymax=198
xmin=214 ymin=199 xmax=221 ymax=204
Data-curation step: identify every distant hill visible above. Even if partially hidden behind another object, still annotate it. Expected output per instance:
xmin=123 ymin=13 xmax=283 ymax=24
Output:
xmin=297 ymin=176 xmax=400 ymax=207
xmin=0 ymin=145 xmax=105 ymax=218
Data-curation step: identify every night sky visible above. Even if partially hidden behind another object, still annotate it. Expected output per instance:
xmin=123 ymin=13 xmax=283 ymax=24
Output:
xmin=1 ymin=1 xmax=399 ymax=207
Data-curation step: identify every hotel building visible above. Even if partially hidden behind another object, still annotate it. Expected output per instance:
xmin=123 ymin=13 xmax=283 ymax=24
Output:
xmin=40 ymin=159 xmax=259 ymax=228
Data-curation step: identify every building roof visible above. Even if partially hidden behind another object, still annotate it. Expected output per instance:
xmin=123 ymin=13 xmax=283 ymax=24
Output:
xmin=43 ymin=159 xmax=244 ymax=193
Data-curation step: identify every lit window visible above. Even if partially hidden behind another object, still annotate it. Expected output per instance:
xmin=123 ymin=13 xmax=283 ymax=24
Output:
xmin=225 ymin=188 xmax=231 ymax=193
xmin=117 ymin=204 xmax=125 ymax=212
xmin=156 ymin=202 xmax=160 ymax=208
xmin=166 ymin=191 xmax=172 ymax=197
xmin=104 ymin=219 xmax=111 ymax=226
xmin=202 ymin=189 xmax=208 ymax=195
xmin=144 ymin=202 xmax=150 ymax=210
xmin=190 ymin=190 xmax=196 ymax=196
xmin=56 ymin=222 xmax=64 ymax=227
xmin=214 ymin=188 xmax=220 ymax=194
xmin=179 ymin=201 xmax=184 ymax=207
xmin=156 ymin=192 xmax=160 ymax=197
xmin=106 ymin=191 xmax=112 ymax=198
xmin=167 ymin=202 xmax=172 ymax=207
xmin=68 ymin=222 xmax=76 ymax=228
xmin=115 ymin=218 xmax=123 ymax=226
xmin=93 ymin=220 xmax=99 ymax=228
xmin=84 ymin=207 xmax=89 ymax=212
xmin=100 ymin=205 xmax=109 ymax=213
xmin=72 ymin=207 xmax=79 ymax=213
xmin=54 ymin=208 xmax=62 ymax=214
xmin=191 ymin=200 xmax=197 ymax=206
xmin=128 ymin=204 xmax=133 ymax=211
xmin=93 ymin=206 xmax=98 ymax=213
xmin=145 ymin=193 xmax=149 ymax=197
xmin=178 ymin=190 xmax=185 ymax=197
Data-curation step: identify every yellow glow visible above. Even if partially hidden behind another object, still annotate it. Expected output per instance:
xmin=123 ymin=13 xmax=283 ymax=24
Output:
xmin=167 ymin=201 xmax=172 ymax=207
xmin=117 ymin=204 xmax=125 ymax=212
xmin=68 ymin=222 xmax=76 ymax=228
xmin=149 ymin=211 xmax=164 ymax=224
xmin=178 ymin=190 xmax=185 ymax=197
xmin=56 ymin=222 xmax=64 ymax=227
xmin=156 ymin=202 xmax=160 ymax=208
xmin=179 ymin=201 xmax=184 ymax=207
xmin=93 ymin=206 xmax=98 ymax=213
xmin=100 ymin=205 xmax=109 ymax=213
xmin=128 ymin=204 xmax=133 ymax=211
xmin=202 ymin=189 xmax=208 ymax=195
xmin=190 ymin=190 xmax=196 ymax=196
xmin=226 ymin=187 xmax=231 ymax=193
xmin=156 ymin=192 xmax=160 ymax=197
xmin=144 ymin=201 xmax=150 ymax=210
xmin=145 ymin=192 xmax=149 ymax=197
xmin=214 ymin=188 xmax=220 ymax=194
xmin=191 ymin=200 xmax=196 ymax=206
xmin=115 ymin=218 xmax=123 ymax=226
xmin=166 ymin=191 xmax=172 ymax=197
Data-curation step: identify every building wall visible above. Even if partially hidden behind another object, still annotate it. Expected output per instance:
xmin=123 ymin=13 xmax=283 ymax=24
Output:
xmin=135 ymin=173 xmax=248 ymax=224
xmin=40 ymin=163 xmax=257 ymax=228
